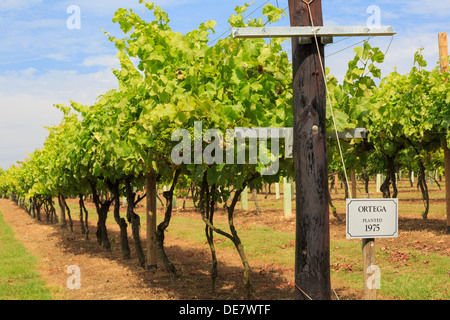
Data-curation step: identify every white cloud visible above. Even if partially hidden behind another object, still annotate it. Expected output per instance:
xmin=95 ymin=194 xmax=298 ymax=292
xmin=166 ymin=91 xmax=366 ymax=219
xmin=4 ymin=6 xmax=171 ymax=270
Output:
xmin=383 ymin=33 xmax=441 ymax=72
xmin=0 ymin=0 xmax=42 ymax=11
xmin=23 ymin=18 xmax=65 ymax=29
xmin=0 ymin=93 xmax=60 ymax=166
xmin=0 ymin=67 xmax=119 ymax=169
xmin=0 ymin=67 xmax=118 ymax=105
xmin=324 ymin=26 xmax=443 ymax=87
xmin=55 ymin=0 xmax=198 ymax=17
xmin=82 ymin=54 xmax=119 ymax=68
xmin=393 ymin=0 xmax=450 ymax=18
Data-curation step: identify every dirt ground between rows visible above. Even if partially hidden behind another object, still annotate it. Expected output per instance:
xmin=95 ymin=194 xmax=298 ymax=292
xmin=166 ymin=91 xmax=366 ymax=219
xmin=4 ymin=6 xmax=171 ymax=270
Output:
xmin=0 ymin=190 xmax=448 ymax=300
xmin=0 ymin=198 xmax=298 ymax=300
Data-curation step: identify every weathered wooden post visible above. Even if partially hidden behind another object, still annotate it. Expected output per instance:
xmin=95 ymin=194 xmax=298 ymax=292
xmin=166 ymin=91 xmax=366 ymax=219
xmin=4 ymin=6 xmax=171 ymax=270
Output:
xmin=361 ymin=237 xmax=377 ymax=299
xmin=287 ymin=0 xmax=331 ymax=300
xmin=241 ymin=186 xmax=248 ymax=211
xmin=275 ymin=182 xmax=280 ymax=199
xmin=351 ymin=170 xmax=357 ymax=198
xmin=438 ymin=32 xmax=450 ymax=234
xmin=283 ymin=178 xmax=292 ymax=218
xmin=232 ymin=0 xmax=395 ymax=300
xmin=376 ymin=173 xmax=381 ymax=193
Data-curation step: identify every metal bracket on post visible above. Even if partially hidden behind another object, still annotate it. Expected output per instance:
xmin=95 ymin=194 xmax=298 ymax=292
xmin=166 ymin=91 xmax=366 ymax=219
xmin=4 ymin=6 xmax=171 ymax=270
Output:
xmin=299 ymin=37 xmax=312 ymax=44
xmin=298 ymin=36 xmax=333 ymax=44
xmin=321 ymin=36 xmax=333 ymax=44
xmin=299 ymin=36 xmax=333 ymax=45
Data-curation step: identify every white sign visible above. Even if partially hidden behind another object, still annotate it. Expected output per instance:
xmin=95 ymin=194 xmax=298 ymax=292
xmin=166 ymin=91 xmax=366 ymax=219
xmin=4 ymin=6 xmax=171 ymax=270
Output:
xmin=346 ymin=198 xmax=398 ymax=239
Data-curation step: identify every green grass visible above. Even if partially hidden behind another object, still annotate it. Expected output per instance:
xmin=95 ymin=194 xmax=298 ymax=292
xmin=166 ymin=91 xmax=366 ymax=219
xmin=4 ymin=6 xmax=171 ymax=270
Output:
xmin=162 ymin=215 xmax=450 ymax=300
xmin=0 ymin=210 xmax=53 ymax=300
xmin=166 ymin=216 xmax=297 ymax=266
xmin=329 ymin=239 xmax=450 ymax=300
xmin=376 ymin=248 xmax=450 ymax=299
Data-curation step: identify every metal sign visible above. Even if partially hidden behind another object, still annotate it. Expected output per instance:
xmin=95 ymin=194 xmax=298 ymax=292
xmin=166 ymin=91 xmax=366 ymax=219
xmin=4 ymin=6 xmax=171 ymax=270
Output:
xmin=346 ymin=198 xmax=398 ymax=239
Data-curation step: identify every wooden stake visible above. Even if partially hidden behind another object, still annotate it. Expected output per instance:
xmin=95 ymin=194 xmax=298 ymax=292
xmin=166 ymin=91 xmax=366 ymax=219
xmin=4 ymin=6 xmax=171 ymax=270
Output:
xmin=284 ymin=180 xmax=292 ymax=218
xmin=351 ymin=170 xmax=357 ymax=198
xmin=376 ymin=173 xmax=381 ymax=193
xmin=438 ymin=32 xmax=450 ymax=234
xmin=362 ymin=238 xmax=377 ymax=300
xmin=438 ymin=32 xmax=449 ymax=73
xmin=275 ymin=182 xmax=280 ymax=199
xmin=146 ymin=169 xmax=157 ymax=270
xmin=334 ymin=173 xmax=338 ymax=194
xmin=289 ymin=0 xmax=331 ymax=300
xmin=357 ymin=175 xmax=378 ymax=300
xmin=241 ymin=186 xmax=248 ymax=211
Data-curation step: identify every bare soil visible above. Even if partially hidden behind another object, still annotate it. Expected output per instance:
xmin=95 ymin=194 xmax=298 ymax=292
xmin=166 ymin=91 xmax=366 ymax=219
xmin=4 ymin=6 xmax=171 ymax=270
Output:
xmin=0 ymin=185 xmax=448 ymax=300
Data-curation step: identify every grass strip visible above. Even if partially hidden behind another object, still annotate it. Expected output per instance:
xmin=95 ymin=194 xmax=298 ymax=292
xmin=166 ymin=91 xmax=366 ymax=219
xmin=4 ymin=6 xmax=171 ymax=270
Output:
xmin=0 ymin=210 xmax=53 ymax=300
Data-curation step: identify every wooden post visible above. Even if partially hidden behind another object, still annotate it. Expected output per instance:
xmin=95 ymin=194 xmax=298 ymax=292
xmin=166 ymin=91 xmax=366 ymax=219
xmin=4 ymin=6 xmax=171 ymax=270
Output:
xmin=233 ymin=0 xmax=392 ymax=302
xmin=362 ymin=238 xmax=377 ymax=300
xmin=438 ymin=32 xmax=450 ymax=234
xmin=146 ymin=169 xmax=157 ymax=270
xmin=334 ymin=173 xmax=338 ymax=194
xmin=275 ymin=182 xmax=280 ymax=199
xmin=376 ymin=173 xmax=381 ymax=193
xmin=241 ymin=186 xmax=248 ymax=211
xmin=438 ymin=32 xmax=449 ymax=73
xmin=284 ymin=180 xmax=292 ymax=218
xmin=351 ymin=170 xmax=357 ymax=198
xmin=289 ymin=0 xmax=331 ymax=300
xmin=290 ymin=177 xmax=295 ymax=197
xmin=356 ymin=173 xmax=377 ymax=299
xmin=444 ymin=145 xmax=450 ymax=234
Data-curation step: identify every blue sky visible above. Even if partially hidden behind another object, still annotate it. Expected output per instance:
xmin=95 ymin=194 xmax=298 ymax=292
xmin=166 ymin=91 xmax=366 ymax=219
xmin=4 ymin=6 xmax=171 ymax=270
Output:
xmin=0 ymin=0 xmax=449 ymax=169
